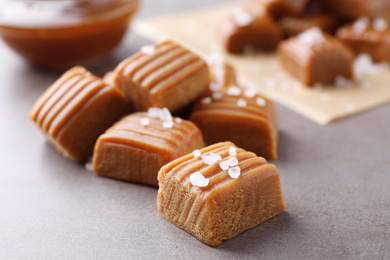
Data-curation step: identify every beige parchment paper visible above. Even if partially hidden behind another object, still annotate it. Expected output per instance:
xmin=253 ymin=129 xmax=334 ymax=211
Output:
xmin=133 ymin=3 xmax=390 ymax=125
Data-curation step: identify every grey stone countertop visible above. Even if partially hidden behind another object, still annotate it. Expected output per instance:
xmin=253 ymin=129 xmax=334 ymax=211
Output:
xmin=0 ymin=0 xmax=389 ymax=259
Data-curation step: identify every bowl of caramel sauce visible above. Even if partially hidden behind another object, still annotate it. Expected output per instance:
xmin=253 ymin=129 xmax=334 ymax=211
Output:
xmin=0 ymin=0 xmax=140 ymax=69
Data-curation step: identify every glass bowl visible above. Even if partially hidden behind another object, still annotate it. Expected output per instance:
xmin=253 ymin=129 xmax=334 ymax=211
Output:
xmin=0 ymin=0 xmax=140 ymax=69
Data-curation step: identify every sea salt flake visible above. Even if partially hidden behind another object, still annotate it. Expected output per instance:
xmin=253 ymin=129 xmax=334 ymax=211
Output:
xmin=244 ymin=89 xmax=257 ymax=98
xmin=228 ymin=157 xmax=239 ymax=167
xmin=148 ymin=107 xmax=162 ymax=118
xmin=352 ymin=17 xmax=369 ymax=33
xmin=202 ymin=152 xmax=222 ymax=165
xmin=140 ymin=117 xmax=150 ymax=126
xmin=219 ymin=160 xmax=230 ymax=171
xmin=175 ymin=117 xmax=183 ymax=124
xmin=256 ymin=97 xmax=266 ymax=107
xmin=234 ymin=10 xmax=253 ymax=26
xmin=373 ymin=18 xmax=388 ymax=32
xmin=160 ymin=107 xmax=173 ymax=122
xmin=85 ymin=161 xmax=93 ymax=172
xmin=297 ymin=27 xmax=325 ymax=46
xmin=228 ymin=166 xmax=241 ymax=179
xmin=335 ymin=75 xmax=352 ymax=87
xmin=209 ymin=82 xmax=221 ymax=92
xmin=227 ymin=86 xmax=242 ymax=96
xmin=212 ymin=92 xmax=224 ymax=99
xmin=237 ymin=98 xmax=247 ymax=107
xmin=193 ymin=149 xmax=201 ymax=158
xmin=140 ymin=45 xmax=156 ymax=56
xmin=229 ymin=146 xmax=237 ymax=156
xmin=353 ymin=54 xmax=389 ymax=79
xmin=201 ymin=97 xmax=212 ymax=104
xmin=345 ymin=103 xmax=356 ymax=112
xmin=190 ymin=172 xmax=209 ymax=187
xmin=162 ymin=120 xmax=174 ymax=128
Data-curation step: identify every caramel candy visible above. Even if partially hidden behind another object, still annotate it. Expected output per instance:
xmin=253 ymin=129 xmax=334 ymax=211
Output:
xmin=280 ymin=13 xmax=340 ymax=37
xmin=190 ymin=86 xmax=278 ymax=160
xmin=207 ymin=55 xmax=237 ymax=93
xmin=318 ymin=0 xmax=390 ymax=21
xmin=278 ymin=28 xmax=354 ymax=86
xmin=92 ymin=109 xmax=204 ymax=186
xmin=336 ymin=18 xmax=390 ymax=63
xmin=105 ymin=40 xmax=210 ymax=113
xmin=245 ymin=0 xmax=309 ymax=17
xmin=221 ymin=7 xmax=282 ymax=53
xmin=29 ymin=66 xmax=128 ymax=162
xmin=157 ymin=141 xmax=285 ymax=247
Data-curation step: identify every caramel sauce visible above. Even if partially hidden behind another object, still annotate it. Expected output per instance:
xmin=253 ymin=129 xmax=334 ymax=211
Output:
xmin=0 ymin=0 xmax=140 ymax=69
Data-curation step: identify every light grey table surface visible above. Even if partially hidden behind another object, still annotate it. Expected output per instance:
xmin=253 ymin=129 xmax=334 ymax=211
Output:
xmin=1 ymin=0 xmax=389 ymax=259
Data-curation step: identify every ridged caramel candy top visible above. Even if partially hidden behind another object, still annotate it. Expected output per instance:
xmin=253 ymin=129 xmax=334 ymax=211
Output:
xmin=113 ymin=40 xmax=208 ymax=94
xmin=159 ymin=141 xmax=270 ymax=195
xmin=29 ymin=66 xmax=122 ymax=138
xmin=98 ymin=112 xmax=201 ymax=160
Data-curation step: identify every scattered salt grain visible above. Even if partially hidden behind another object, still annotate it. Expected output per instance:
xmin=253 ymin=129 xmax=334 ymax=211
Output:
xmin=209 ymin=82 xmax=221 ymax=92
xmin=237 ymin=98 xmax=247 ymax=107
xmin=162 ymin=120 xmax=174 ymax=128
xmin=373 ymin=18 xmax=388 ymax=32
xmin=244 ymin=89 xmax=257 ymax=98
xmin=140 ymin=117 xmax=150 ymax=126
xmin=193 ymin=149 xmax=201 ymax=158
xmin=212 ymin=92 xmax=224 ymax=99
xmin=227 ymin=86 xmax=242 ymax=96
xmin=85 ymin=161 xmax=93 ymax=172
xmin=335 ymin=75 xmax=352 ymax=87
xmin=345 ymin=103 xmax=356 ymax=112
xmin=320 ymin=93 xmax=330 ymax=102
xmin=148 ymin=107 xmax=162 ymax=118
xmin=353 ymin=54 xmax=389 ymax=79
xmin=229 ymin=146 xmax=237 ymax=156
xmin=297 ymin=27 xmax=325 ymax=46
xmin=140 ymin=45 xmax=156 ymax=56
xmin=190 ymin=172 xmax=209 ymax=187
xmin=159 ymin=107 xmax=173 ymax=122
xmin=202 ymin=152 xmax=222 ymax=165
xmin=352 ymin=17 xmax=369 ymax=34
xmin=234 ymin=10 xmax=253 ymax=26
xmin=228 ymin=157 xmax=239 ymax=167
xmin=228 ymin=166 xmax=241 ymax=179
xmin=256 ymin=97 xmax=266 ymax=107
xmin=219 ymin=160 xmax=230 ymax=171
xmin=201 ymin=97 xmax=212 ymax=104
xmin=175 ymin=117 xmax=183 ymax=124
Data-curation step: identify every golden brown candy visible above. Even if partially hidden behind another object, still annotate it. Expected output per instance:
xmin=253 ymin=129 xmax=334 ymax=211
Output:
xmin=190 ymin=86 xmax=278 ymax=160
xmin=336 ymin=19 xmax=390 ymax=63
xmin=157 ymin=141 xmax=285 ymax=247
xmin=280 ymin=13 xmax=340 ymax=37
xmin=105 ymin=40 xmax=210 ymax=113
xmin=29 ymin=66 xmax=129 ymax=162
xmin=278 ymin=28 xmax=354 ymax=86
xmin=92 ymin=110 xmax=204 ymax=186
xmin=221 ymin=7 xmax=282 ymax=53
xmin=253 ymin=0 xmax=309 ymax=17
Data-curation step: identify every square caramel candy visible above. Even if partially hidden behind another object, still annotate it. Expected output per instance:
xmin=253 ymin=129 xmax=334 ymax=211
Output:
xmin=104 ymin=40 xmax=210 ymax=113
xmin=245 ymin=0 xmax=309 ymax=17
xmin=221 ymin=7 xmax=282 ymax=53
xmin=280 ymin=13 xmax=340 ymax=37
xmin=29 ymin=66 xmax=128 ymax=162
xmin=190 ymin=86 xmax=278 ymax=160
xmin=278 ymin=28 xmax=354 ymax=86
xmin=92 ymin=109 xmax=204 ymax=186
xmin=336 ymin=18 xmax=390 ymax=63
xmin=318 ymin=0 xmax=390 ymax=21
xmin=157 ymin=141 xmax=285 ymax=247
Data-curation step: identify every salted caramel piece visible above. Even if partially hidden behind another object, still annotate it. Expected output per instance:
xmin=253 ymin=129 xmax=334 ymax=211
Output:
xmin=221 ymin=7 xmax=282 ymax=53
xmin=280 ymin=13 xmax=340 ymax=37
xmin=104 ymin=40 xmax=210 ymax=113
xmin=244 ymin=0 xmax=309 ymax=17
xmin=29 ymin=66 xmax=128 ymax=162
xmin=157 ymin=141 xmax=285 ymax=247
xmin=336 ymin=19 xmax=390 ymax=63
xmin=278 ymin=28 xmax=354 ymax=86
xmin=190 ymin=86 xmax=278 ymax=160
xmin=92 ymin=109 xmax=204 ymax=186
xmin=318 ymin=0 xmax=390 ymax=21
